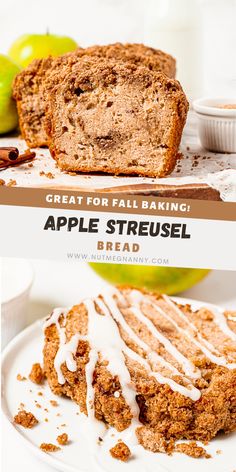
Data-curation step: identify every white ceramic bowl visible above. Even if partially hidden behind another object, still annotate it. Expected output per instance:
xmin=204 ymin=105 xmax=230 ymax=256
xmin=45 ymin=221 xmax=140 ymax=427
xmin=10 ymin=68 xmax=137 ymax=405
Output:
xmin=193 ymin=97 xmax=236 ymax=153
xmin=1 ymin=258 xmax=34 ymax=349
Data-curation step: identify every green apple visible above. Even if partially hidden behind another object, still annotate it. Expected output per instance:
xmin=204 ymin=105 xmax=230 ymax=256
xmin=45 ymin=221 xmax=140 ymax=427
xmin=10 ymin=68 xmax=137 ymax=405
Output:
xmin=8 ymin=33 xmax=78 ymax=68
xmin=0 ymin=54 xmax=21 ymax=134
xmin=89 ymin=264 xmax=210 ymax=295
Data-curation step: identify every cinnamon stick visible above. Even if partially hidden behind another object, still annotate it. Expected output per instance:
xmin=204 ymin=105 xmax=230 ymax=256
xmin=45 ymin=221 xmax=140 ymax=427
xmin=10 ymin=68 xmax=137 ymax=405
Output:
xmin=0 ymin=147 xmax=19 ymax=162
xmin=0 ymin=149 xmax=36 ymax=169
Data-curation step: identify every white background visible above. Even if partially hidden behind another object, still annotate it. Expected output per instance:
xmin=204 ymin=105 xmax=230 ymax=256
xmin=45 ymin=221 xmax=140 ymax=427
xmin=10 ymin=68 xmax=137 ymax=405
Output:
xmin=2 ymin=259 xmax=236 ymax=472
xmin=0 ymin=0 xmax=236 ymax=96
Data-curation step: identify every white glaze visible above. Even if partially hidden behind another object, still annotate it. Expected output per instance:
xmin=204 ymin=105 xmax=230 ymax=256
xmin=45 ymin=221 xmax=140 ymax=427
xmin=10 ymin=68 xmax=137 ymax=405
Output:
xmin=161 ymin=295 xmax=236 ymax=369
xmin=211 ymin=307 xmax=236 ymax=342
xmin=101 ymin=293 xmax=201 ymax=401
xmin=84 ymin=297 xmax=140 ymax=421
xmin=45 ymin=308 xmax=86 ymax=384
xmin=85 ymin=297 xmax=141 ymax=444
xmin=164 ymin=295 xmax=236 ymax=343
xmin=130 ymin=304 xmax=200 ymax=380
xmin=129 ymin=292 xmax=236 ymax=371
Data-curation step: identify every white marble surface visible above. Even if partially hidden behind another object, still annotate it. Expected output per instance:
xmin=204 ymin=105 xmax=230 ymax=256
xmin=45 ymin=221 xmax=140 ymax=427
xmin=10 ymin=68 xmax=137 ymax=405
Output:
xmin=2 ymin=259 xmax=236 ymax=472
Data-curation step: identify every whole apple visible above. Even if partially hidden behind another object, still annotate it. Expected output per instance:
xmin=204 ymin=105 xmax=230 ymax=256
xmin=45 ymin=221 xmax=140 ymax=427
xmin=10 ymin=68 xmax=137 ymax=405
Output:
xmin=0 ymin=54 xmax=21 ymax=134
xmin=8 ymin=33 xmax=78 ymax=68
xmin=89 ymin=264 xmax=210 ymax=295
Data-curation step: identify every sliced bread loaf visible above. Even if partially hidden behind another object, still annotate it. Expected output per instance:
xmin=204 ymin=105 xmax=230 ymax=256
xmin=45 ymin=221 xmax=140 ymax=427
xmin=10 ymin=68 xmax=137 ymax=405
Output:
xmin=13 ymin=43 xmax=176 ymax=148
xmin=46 ymin=56 xmax=188 ymax=177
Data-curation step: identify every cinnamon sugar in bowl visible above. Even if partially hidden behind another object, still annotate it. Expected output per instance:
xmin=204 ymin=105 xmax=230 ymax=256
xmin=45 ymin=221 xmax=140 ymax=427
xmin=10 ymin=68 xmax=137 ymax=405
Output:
xmin=193 ymin=98 xmax=236 ymax=153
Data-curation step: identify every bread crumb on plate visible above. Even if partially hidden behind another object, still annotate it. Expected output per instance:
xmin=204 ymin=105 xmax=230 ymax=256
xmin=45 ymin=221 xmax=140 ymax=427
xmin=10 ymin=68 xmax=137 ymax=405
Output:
xmin=50 ymin=400 xmax=59 ymax=407
xmin=29 ymin=363 xmax=44 ymax=384
xmin=40 ymin=443 xmax=61 ymax=453
xmin=110 ymin=441 xmax=131 ymax=462
xmin=175 ymin=441 xmax=211 ymax=459
xmin=14 ymin=410 xmax=38 ymax=428
xmin=57 ymin=433 xmax=68 ymax=445
xmin=16 ymin=374 xmax=26 ymax=381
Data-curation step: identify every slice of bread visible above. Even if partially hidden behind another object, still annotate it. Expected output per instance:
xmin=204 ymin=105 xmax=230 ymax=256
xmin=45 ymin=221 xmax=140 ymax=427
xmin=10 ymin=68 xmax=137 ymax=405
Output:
xmin=13 ymin=43 xmax=176 ymax=148
xmin=43 ymin=287 xmax=236 ymax=453
xmin=46 ymin=56 xmax=188 ymax=177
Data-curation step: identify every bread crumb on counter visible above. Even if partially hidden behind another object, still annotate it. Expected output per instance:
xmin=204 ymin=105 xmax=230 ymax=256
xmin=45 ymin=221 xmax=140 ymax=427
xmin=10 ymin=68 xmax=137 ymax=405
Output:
xmin=39 ymin=171 xmax=55 ymax=179
xmin=7 ymin=179 xmax=17 ymax=187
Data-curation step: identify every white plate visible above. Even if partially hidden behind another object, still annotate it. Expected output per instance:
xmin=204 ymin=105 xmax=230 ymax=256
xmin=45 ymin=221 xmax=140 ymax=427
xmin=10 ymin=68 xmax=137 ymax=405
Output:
xmin=1 ymin=297 xmax=236 ymax=472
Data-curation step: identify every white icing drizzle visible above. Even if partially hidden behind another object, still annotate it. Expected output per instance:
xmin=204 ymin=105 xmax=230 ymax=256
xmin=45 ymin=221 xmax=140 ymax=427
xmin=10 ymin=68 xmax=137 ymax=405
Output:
xmin=160 ymin=295 xmax=236 ymax=370
xmin=164 ymin=294 xmax=236 ymax=345
xmin=100 ymin=293 xmax=201 ymax=401
xmin=54 ymin=333 xmax=82 ymax=384
xmin=44 ymin=308 xmax=69 ymax=383
xmin=127 ymin=290 xmax=236 ymax=370
xmin=84 ymin=297 xmax=140 ymax=422
xmin=210 ymin=307 xmax=236 ymax=342
xmin=101 ymin=292 xmax=180 ymax=375
xmin=130 ymin=304 xmax=200 ymax=380
xmin=44 ymin=308 xmax=84 ymax=384
xmin=44 ymin=307 xmax=68 ymax=342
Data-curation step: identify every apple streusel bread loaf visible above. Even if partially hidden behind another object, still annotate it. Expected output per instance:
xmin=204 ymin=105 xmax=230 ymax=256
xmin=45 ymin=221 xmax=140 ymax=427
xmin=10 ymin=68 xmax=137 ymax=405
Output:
xmin=13 ymin=43 xmax=176 ymax=148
